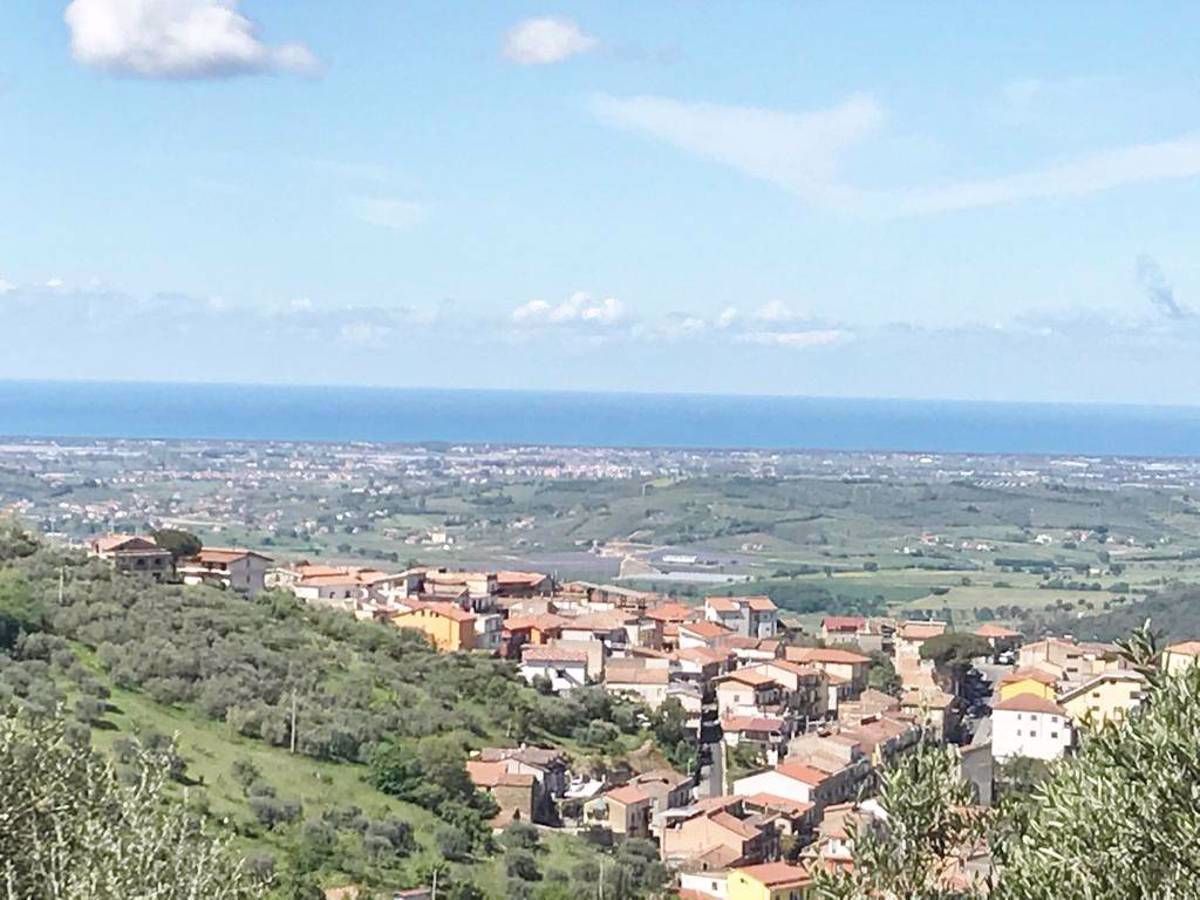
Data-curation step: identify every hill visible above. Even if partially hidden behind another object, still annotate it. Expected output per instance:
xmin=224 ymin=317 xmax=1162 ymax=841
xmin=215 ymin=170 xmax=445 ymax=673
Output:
xmin=0 ymin=526 xmax=662 ymax=899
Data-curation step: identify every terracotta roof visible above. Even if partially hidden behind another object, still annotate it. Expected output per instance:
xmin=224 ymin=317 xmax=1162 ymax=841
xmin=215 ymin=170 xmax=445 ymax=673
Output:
xmin=521 ymin=645 xmax=588 ymax=663
xmin=786 ymin=646 xmax=870 ymax=665
xmin=898 ymin=621 xmax=947 ymax=640
xmin=774 ymin=762 xmax=831 ymax=786
xmin=740 ymin=793 xmax=814 ymax=818
xmin=709 ymin=811 xmax=761 ymax=840
xmin=681 ymin=621 xmax=733 ymax=640
xmin=190 ymin=547 xmax=272 ymax=563
xmin=496 ymin=570 xmax=550 ymax=586
xmin=394 ymin=601 xmax=475 ymax=623
xmin=975 ymin=623 xmax=1021 ymax=638
xmin=92 ymin=534 xmax=158 ymax=552
xmin=822 ymin=616 xmax=867 ymax=632
xmin=645 ymin=602 xmax=700 ymax=622
xmin=745 ymin=596 xmax=778 ymax=612
xmin=706 ymin=597 xmax=741 ymax=613
xmin=733 ymin=862 xmax=812 ymax=888
xmin=722 ymin=715 xmax=787 ymax=734
xmin=1166 ymin=640 xmax=1200 ymax=656
xmin=999 ymin=667 xmax=1058 ymax=686
xmin=674 ymin=647 xmax=731 ymax=667
xmin=763 ymin=660 xmax=823 ymax=678
xmin=719 ymin=669 xmax=777 ymax=688
xmin=1057 ymin=670 xmax=1146 ymax=702
xmin=465 ymin=760 xmax=536 ymax=788
xmin=605 ymin=665 xmax=670 ymax=685
xmin=993 ymin=694 xmax=1068 ymax=716
xmin=604 ymin=784 xmax=651 ymax=805
xmin=563 ymin=612 xmax=637 ymax=631
xmin=504 ymin=614 xmax=568 ymax=632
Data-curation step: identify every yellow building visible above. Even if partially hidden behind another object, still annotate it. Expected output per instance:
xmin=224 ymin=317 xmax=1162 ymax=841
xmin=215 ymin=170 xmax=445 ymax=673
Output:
xmin=996 ymin=668 xmax=1058 ymax=702
xmin=728 ymin=862 xmax=812 ymax=900
xmin=1163 ymin=641 xmax=1200 ymax=676
xmin=391 ymin=602 xmax=476 ymax=652
xmin=1058 ymin=671 xmax=1147 ymax=730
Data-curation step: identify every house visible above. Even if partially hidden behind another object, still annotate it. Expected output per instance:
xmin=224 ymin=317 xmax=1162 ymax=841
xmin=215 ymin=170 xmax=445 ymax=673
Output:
xmin=465 ymin=760 xmax=536 ymax=826
xmin=178 ymin=547 xmax=272 ymax=595
xmin=751 ymin=660 xmax=830 ymax=722
xmin=900 ymin=688 xmax=958 ymax=741
xmin=732 ymin=762 xmax=837 ymax=810
xmin=584 ymin=783 xmax=653 ymax=837
xmin=421 ymin=569 xmax=497 ymax=607
xmin=560 ymin=611 xmax=637 ymax=655
xmin=1018 ymin=637 xmax=1123 ymax=680
xmin=562 ymin=581 xmax=659 ymax=612
xmin=727 ymin=862 xmax=812 ymax=900
xmin=291 ymin=569 xmax=386 ymax=610
xmin=87 ymin=534 xmax=175 ymax=582
xmin=680 ymin=621 xmax=736 ymax=650
xmin=841 ymin=714 xmax=922 ymax=766
xmin=679 ymin=868 xmax=731 ymax=900
xmin=646 ymin=601 xmax=704 ymax=650
xmin=674 ymin=647 xmax=735 ymax=684
xmin=1057 ymin=670 xmax=1147 ymax=730
xmin=627 ymin=768 xmax=694 ymax=814
xmin=659 ymin=796 xmax=781 ymax=867
xmin=603 ymin=659 xmax=671 ymax=708
xmin=390 ymin=602 xmax=476 ymax=652
xmin=894 ymin=620 xmax=947 ymax=659
xmin=477 ymin=746 xmax=569 ymax=823
xmin=495 ymin=570 xmax=553 ymax=598
xmin=715 ymin=671 xmax=783 ymax=719
xmin=838 ymin=688 xmax=901 ymax=725
xmin=996 ymin=668 xmax=1058 ymax=702
xmin=500 ymin=613 xmax=568 ymax=659
xmin=519 ymin=645 xmax=589 ymax=692
xmin=705 ymin=596 xmax=779 ymax=639
xmin=722 ymin=716 xmax=792 ymax=765
xmin=991 ymin=694 xmax=1073 ymax=762
xmin=1163 ymin=640 xmax=1200 ymax=676
xmin=783 ymin=647 xmax=870 ymax=697
xmin=819 ymin=616 xmax=866 ymax=645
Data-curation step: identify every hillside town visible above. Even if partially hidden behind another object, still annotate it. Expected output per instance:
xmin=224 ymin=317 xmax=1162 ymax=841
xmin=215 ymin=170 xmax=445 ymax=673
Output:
xmin=84 ymin=531 xmax=1193 ymax=898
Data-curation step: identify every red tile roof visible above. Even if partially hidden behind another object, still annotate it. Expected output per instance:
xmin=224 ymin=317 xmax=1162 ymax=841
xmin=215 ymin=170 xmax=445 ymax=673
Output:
xmin=604 ymin=784 xmax=651 ymax=805
xmin=681 ymin=621 xmax=733 ymax=640
xmin=975 ymin=623 xmax=1021 ymax=639
xmin=733 ymin=862 xmax=812 ymax=888
xmin=822 ymin=616 xmax=867 ymax=632
xmin=645 ymin=602 xmax=700 ymax=622
xmin=1167 ymin=640 xmax=1200 ymax=656
xmin=521 ymin=645 xmax=588 ymax=663
xmin=993 ymin=694 xmax=1068 ymax=716
xmin=774 ymin=762 xmax=831 ymax=786
xmin=786 ymin=646 xmax=870 ymax=665
xmin=999 ymin=667 xmax=1058 ymax=686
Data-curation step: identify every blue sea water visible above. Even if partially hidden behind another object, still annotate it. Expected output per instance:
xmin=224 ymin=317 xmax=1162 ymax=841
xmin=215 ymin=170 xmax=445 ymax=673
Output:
xmin=2 ymin=380 xmax=1200 ymax=457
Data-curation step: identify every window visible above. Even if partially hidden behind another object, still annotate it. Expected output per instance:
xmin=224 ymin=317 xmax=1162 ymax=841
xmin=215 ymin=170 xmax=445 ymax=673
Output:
xmin=1050 ymin=731 xmax=1058 ymax=739
xmin=1016 ymin=730 xmax=1022 ymax=736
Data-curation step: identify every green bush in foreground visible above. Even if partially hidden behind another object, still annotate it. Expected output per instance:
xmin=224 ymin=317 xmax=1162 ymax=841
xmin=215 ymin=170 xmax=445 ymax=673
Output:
xmin=0 ymin=709 xmax=267 ymax=899
xmin=815 ymin=624 xmax=1200 ymax=899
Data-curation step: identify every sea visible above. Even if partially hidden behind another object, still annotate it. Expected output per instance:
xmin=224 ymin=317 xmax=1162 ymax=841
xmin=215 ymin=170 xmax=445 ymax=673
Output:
xmin=3 ymin=380 xmax=1200 ymax=458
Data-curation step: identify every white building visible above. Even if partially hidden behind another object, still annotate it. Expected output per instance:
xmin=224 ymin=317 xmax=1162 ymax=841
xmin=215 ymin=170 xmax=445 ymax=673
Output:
xmin=991 ymin=694 xmax=1074 ymax=762
xmin=519 ymin=646 xmax=589 ymax=693
xmin=179 ymin=548 xmax=272 ymax=596
xmin=704 ymin=595 xmax=778 ymax=638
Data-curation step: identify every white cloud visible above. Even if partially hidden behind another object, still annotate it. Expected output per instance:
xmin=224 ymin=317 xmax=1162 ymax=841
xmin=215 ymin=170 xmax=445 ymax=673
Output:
xmin=593 ymin=91 xmax=1200 ymax=217
xmin=738 ymin=329 xmax=848 ymax=348
xmin=0 ymin=278 xmax=15 ymax=295
xmin=592 ymin=92 xmax=884 ymax=212
xmin=64 ymin=0 xmax=320 ymax=79
xmin=512 ymin=291 xmax=626 ymax=326
xmin=349 ymin=196 xmax=425 ymax=230
xmin=45 ymin=277 xmax=65 ymax=289
xmin=503 ymin=17 xmax=596 ymax=65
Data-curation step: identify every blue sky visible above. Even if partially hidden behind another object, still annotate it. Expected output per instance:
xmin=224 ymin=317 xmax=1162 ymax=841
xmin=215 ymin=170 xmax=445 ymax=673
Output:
xmin=3 ymin=1 xmax=1200 ymax=403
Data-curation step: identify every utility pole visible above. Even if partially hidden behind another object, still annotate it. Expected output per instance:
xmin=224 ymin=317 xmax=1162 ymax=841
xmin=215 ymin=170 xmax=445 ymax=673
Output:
xmin=598 ymin=860 xmax=604 ymax=900
xmin=289 ymin=690 xmax=297 ymax=754
xmin=58 ymin=567 xmax=65 ymax=605
xmin=430 ymin=866 xmax=438 ymax=900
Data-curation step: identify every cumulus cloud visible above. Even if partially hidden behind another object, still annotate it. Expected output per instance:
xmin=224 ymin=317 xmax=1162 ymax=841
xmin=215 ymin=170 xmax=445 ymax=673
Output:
xmin=64 ymin=0 xmax=320 ymax=79
xmin=348 ymin=196 xmax=425 ymax=230
xmin=593 ymin=91 xmax=1200 ymax=217
xmin=0 ymin=278 xmax=16 ymax=295
xmin=512 ymin=291 xmax=626 ymax=326
xmin=503 ymin=17 xmax=596 ymax=65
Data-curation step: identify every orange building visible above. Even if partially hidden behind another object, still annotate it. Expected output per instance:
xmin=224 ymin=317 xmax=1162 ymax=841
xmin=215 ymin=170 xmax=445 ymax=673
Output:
xmin=391 ymin=602 xmax=476 ymax=652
